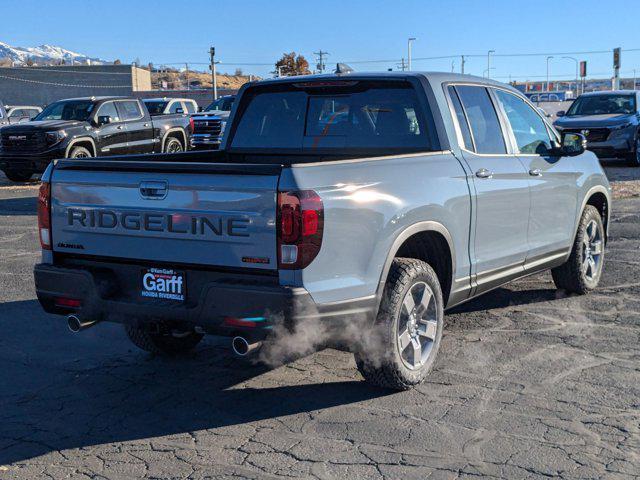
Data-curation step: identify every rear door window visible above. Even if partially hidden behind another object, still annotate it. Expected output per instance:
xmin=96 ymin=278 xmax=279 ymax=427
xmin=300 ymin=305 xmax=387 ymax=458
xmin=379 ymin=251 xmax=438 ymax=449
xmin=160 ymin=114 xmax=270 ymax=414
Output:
xmin=230 ymin=80 xmax=435 ymax=154
xmin=118 ymin=101 xmax=143 ymax=120
xmin=454 ymin=85 xmax=507 ymax=154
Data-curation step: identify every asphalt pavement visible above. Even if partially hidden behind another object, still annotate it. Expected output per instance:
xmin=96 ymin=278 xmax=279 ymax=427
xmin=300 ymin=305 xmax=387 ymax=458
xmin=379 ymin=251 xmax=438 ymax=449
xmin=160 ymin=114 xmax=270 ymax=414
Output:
xmin=0 ymin=170 xmax=638 ymax=479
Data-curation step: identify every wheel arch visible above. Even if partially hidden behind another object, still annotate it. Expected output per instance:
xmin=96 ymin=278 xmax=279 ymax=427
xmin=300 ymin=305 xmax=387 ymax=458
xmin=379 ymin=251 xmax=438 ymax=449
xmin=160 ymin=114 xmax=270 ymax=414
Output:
xmin=376 ymin=221 xmax=455 ymax=311
xmin=65 ymin=137 xmax=96 ymax=157
xmin=580 ymin=186 xmax=611 ymax=243
xmin=161 ymin=128 xmax=187 ymax=151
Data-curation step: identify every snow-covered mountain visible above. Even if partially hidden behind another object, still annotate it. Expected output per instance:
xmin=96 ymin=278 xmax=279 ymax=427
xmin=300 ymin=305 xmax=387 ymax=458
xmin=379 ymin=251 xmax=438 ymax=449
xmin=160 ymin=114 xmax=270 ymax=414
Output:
xmin=0 ymin=42 xmax=107 ymax=66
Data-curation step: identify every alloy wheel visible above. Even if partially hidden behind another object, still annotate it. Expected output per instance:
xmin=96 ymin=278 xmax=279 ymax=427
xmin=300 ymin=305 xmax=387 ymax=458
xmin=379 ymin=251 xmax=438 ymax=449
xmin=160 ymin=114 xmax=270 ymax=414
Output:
xmin=582 ymin=219 xmax=603 ymax=281
xmin=397 ymin=281 xmax=438 ymax=370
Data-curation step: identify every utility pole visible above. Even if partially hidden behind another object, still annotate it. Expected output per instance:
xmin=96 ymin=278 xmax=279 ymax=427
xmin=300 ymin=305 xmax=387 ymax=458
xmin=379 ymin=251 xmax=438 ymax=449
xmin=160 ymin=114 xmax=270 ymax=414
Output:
xmin=546 ymin=56 xmax=554 ymax=92
xmin=397 ymin=58 xmax=407 ymax=71
xmin=486 ymin=50 xmax=495 ymax=79
xmin=460 ymin=55 xmax=465 ymax=74
xmin=209 ymin=46 xmax=217 ymax=101
xmin=314 ymin=50 xmax=329 ymax=73
xmin=407 ymin=37 xmax=416 ymax=71
xmin=634 ymin=69 xmax=637 ymax=90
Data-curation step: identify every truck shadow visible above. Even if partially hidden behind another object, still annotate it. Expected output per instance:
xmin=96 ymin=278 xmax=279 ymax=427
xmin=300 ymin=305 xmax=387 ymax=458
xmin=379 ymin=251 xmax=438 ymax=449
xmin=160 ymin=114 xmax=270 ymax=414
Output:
xmin=449 ymin=286 xmax=559 ymax=314
xmin=0 ymin=300 xmax=391 ymax=466
xmin=0 ymin=196 xmax=36 ymax=215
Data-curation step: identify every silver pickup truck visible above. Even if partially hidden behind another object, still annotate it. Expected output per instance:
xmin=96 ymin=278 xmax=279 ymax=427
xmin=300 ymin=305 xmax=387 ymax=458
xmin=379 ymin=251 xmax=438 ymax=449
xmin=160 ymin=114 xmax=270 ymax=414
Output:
xmin=34 ymin=72 xmax=611 ymax=390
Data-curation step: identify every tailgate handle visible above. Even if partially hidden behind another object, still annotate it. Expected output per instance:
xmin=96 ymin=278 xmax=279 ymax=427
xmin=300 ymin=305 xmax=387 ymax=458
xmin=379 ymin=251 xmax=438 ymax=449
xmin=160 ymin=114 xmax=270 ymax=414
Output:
xmin=139 ymin=180 xmax=168 ymax=200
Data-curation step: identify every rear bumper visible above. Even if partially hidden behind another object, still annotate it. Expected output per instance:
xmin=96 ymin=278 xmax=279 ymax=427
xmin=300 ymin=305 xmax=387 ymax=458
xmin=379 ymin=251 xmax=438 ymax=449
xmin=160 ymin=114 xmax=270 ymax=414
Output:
xmin=34 ymin=261 xmax=317 ymax=339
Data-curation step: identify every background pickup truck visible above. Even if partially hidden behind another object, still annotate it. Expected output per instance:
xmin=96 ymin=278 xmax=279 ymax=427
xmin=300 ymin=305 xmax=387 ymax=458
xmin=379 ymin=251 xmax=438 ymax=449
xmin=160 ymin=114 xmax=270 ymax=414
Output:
xmin=0 ymin=96 xmax=192 ymax=182
xmin=190 ymin=95 xmax=235 ymax=150
xmin=0 ymin=103 xmax=42 ymax=126
xmin=34 ymin=72 xmax=611 ymax=390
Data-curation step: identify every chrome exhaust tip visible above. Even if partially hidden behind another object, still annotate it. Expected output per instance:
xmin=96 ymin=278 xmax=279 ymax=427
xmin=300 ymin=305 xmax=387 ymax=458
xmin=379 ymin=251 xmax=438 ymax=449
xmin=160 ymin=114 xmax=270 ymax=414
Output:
xmin=231 ymin=336 xmax=262 ymax=357
xmin=67 ymin=314 xmax=97 ymax=333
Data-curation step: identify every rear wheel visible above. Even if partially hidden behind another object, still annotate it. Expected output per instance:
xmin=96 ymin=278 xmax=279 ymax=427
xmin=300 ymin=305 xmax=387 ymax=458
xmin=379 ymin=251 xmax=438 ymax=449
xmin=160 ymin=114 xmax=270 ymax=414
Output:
xmin=125 ymin=325 xmax=203 ymax=355
xmin=355 ymin=258 xmax=444 ymax=390
xmin=551 ymin=205 xmax=605 ymax=294
xmin=164 ymin=137 xmax=184 ymax=154
xmin=68 ymin=146 xmax=92 ymax=159
xmin=3 ymin=169 xmax=33 ymax=182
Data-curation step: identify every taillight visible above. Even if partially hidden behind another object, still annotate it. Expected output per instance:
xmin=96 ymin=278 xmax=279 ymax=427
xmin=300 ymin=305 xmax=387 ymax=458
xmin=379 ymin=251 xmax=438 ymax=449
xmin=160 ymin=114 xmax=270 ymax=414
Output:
xmin=189 ymin=117 xmax=195 ymax=133
xmin=37 ymin=181 xmax=51 ymax=250
xmin=277 ymin=190 xmax=324 ymax=269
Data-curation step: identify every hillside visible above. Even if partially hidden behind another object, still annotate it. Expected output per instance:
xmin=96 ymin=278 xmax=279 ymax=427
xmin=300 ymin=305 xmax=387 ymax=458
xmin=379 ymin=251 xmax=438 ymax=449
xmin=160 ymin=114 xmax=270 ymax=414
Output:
xmin=152 ymin=69 xmax=259 ymax=90
xmin=0 ymin=42 xmax=105 ymax=66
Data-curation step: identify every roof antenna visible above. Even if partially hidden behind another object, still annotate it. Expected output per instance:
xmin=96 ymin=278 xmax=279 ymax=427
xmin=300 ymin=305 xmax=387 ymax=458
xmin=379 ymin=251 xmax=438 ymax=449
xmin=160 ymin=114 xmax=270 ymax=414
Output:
xmin=335 ymin=63 xmax=354 ymax=74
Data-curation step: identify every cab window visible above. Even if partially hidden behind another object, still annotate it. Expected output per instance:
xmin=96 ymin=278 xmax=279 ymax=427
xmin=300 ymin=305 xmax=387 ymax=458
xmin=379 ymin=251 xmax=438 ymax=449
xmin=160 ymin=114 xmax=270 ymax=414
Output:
xmin=96 ymin=102 xmax=120 ymax=122
xmin=454 ymin=85 xmax=507 ymax=154
xmin=494 ymin=89 xmax=552 ymax=155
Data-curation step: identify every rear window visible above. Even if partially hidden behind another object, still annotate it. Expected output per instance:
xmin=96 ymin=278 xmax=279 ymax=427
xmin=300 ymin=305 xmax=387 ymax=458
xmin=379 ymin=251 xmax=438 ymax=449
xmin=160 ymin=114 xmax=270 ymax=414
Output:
xmin=229 ymin=80 xmax=435 ymax=154
xmin=144 ymin=100 xmax=168 ymax=115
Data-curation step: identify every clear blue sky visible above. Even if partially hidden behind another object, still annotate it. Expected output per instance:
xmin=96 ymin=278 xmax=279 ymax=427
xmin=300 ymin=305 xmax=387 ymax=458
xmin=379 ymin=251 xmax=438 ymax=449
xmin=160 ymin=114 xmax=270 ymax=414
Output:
xmin=4 ymin=0 xmax=640 ymax=81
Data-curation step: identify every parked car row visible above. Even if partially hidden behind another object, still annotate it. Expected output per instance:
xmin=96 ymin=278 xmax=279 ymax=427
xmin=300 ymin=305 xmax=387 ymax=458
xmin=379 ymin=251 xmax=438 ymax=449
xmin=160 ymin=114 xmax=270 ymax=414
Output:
xmin=0 ymin=96 xmax=193 ymax=182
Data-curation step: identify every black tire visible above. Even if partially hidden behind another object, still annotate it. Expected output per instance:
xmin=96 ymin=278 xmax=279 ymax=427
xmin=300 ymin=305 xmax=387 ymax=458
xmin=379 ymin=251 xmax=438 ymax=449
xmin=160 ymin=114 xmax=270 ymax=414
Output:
xmin=125 ymin=325 xmax=203 ymax=355
xmin=551 ymin=205 xmax=605 ymax=294
xmin=355 ymin=258 xmax=444 ymax=390
xmin=3 ymin=169 xmax=33 ymax=182
xmin=164 ymin=137 xmax=184 ymax=154
xmin=625 ymin=136 xmax=640 ymax=167
xmin=68 ymin=146 xmax=92 ymax=159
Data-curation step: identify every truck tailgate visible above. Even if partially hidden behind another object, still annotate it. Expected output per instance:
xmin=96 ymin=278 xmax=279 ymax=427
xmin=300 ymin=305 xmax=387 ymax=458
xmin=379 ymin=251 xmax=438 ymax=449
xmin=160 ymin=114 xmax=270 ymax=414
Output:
xmin=50 ymin=160 xmax=280 ymax=270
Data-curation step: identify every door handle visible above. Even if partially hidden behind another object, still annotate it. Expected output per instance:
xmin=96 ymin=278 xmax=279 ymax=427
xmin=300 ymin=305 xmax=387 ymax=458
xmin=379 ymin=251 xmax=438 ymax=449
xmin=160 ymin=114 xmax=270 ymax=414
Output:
xmin=139 ymin=180 xmax=168 ymax=200
xmin=529 ymin=168 xmax=542 ymax=176
xmin=475 ymin=168 xmax=493 ymax=179
xmin=143 ymin=123 xmax=150 ymax=127
xmin=116 ymin=125 xmax=123 ymax=130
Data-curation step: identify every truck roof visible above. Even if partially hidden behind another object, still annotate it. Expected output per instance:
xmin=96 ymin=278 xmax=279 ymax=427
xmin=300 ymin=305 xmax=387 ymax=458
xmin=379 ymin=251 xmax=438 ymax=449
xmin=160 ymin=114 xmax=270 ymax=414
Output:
xmin=254 ymin=71 xmax=512 ymax=90
xmin=55 ymin=96 xmax=132 ymax=102
xmin=579 ymin=90 xmax=639 ymax=97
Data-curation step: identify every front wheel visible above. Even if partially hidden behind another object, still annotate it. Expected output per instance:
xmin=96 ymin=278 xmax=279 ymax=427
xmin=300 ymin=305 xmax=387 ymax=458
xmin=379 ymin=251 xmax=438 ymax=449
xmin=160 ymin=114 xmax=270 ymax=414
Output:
xmin=3 ymin=169 xmax=33 ymax=182
xmin=551 ymin=205 xmax=605 ymax=294
xmin=125 ymin=325 xmax=203 ymax=355
xmin=355 ymin=258 xmax=444 ymax=390
xmin=164 ymin=137 xmax=184 ymax=154
xmin=68 ymin=146 xmax=92 ymax=159
xmin=625 ymin=137 xmax=640 ymax=167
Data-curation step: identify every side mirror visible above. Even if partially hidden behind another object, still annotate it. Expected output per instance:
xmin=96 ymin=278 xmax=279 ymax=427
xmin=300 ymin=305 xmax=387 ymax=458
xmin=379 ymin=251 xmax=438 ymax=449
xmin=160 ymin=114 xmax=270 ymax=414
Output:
xmin=198 ymin=106 xmax=204 ymax=112
xmin=556 ymin=110 xmax=566 ymax=117
xmin=175 ymin=107 xmax=184 ymax=114
xmin=97 ymin=115 xmax=112 ymax=126
xmin=561 ymin=132 xmax=586 ymax=156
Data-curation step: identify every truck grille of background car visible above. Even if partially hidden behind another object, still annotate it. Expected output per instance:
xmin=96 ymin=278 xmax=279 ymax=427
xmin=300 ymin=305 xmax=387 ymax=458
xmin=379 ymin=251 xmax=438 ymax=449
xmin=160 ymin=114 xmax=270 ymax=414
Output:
xmin=1 ymin=132 xmax=47 ymax=152
xmin=193 ymin=119 xmax=222 ymax=135
xmin=563 ymin=128 xmax=610 ymax=143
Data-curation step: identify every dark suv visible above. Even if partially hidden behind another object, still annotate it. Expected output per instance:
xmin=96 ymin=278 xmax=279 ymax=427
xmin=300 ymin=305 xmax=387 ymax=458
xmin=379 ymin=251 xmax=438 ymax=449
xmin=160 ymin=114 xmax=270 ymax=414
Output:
xmin=554 ymin=90 xmax=640 ymax=166
xmin=0 ymin=96 xmax=192 ymax=182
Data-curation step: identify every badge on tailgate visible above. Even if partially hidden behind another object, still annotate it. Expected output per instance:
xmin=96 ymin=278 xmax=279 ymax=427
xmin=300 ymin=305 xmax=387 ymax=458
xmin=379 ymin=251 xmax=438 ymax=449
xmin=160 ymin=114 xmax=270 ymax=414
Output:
xmin=140 ymin=267 xmax=185 ymax=302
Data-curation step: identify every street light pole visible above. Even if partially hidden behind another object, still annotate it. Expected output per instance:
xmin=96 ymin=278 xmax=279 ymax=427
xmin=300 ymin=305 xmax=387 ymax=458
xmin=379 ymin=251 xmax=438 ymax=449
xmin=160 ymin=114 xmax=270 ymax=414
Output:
xmin=562 ymin=56 xmax=578 ymax=97
xmin=407 ymin=37 xmax=416 ymax=71
xmin=209 ymin=47 xmax=217 ymax=101
xmin=546 ymin=56 xmax=554 ymax=93
xmin=486 ymin=50 xmax=495 ymax=79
